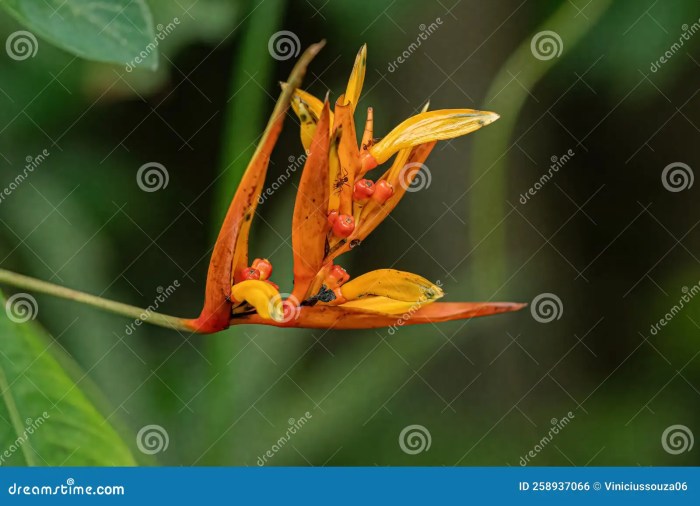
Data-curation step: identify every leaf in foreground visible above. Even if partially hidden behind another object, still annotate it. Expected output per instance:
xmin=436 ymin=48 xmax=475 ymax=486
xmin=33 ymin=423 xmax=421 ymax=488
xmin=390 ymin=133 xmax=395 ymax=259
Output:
xmin=0 ymin=291 xmax=135 ymax=465
xmin=0 ymin=0 xmax=157 ymax=69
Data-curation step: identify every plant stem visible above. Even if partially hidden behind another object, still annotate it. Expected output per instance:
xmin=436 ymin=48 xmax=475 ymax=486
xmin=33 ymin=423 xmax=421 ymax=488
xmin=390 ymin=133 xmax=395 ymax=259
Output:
xmin=467 ymin=0 xmax=613 ymax=293
xmin=0 ymin=268 xmax=193 ymax=332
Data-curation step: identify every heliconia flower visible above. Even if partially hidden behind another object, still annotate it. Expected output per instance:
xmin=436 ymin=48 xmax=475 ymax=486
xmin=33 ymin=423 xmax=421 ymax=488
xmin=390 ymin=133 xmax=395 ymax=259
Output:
xmin=0 ymin=41 xmax=524 ymax=335
xmin=189 ymin=42 xmax=524 ymax=333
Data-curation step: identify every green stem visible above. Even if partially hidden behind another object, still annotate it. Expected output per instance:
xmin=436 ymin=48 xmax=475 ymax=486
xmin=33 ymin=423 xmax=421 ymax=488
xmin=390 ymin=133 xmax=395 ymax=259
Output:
xmin=214 ymin=0 xmax=288 ymax=225
xmin=468 ymin=0 xmax=613 ymax=292
xmin=0 ymin=268 xmax=193 ymax=332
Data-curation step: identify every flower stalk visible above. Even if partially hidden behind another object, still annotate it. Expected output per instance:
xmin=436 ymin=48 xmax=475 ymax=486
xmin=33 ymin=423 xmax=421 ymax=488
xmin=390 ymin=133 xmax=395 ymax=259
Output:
xmin=0 ymin=268 xmax=192 ymax=332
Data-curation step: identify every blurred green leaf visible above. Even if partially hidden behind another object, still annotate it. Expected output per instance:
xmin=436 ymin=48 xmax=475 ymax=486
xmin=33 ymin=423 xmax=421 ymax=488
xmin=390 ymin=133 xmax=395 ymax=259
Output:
xmin=0 ymin=0 xmax=156 ymax=68
xmin=0 ymin=291 xmax=136 ymax=465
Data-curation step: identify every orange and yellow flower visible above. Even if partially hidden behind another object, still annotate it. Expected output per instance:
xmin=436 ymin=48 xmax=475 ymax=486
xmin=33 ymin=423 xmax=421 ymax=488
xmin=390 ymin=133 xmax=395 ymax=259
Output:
xmin=190 ymin=42 xmax=524 ymax=333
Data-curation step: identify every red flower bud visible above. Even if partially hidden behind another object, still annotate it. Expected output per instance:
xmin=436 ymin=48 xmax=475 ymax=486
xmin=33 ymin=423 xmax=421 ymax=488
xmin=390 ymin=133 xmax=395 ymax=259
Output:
xmin=332 ymin=214 xmax=355 ymax=238
xmin=327 ymin=210 xmax=339 ymax=227
xmin=353 ymin=178 xmax=375 ymax=201
xmin=251 ymin=258 xmax=273 ymax=280
xmin=372 ymin=180 xmax=394 ymax=204
xmin=327 ymin=264 xmax=350 ymax=287
xmin=237 ymin=267 xmax=260 ymax=281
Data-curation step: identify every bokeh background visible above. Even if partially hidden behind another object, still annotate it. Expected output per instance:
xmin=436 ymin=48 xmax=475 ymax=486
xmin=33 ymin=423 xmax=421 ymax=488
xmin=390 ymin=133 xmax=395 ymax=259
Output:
xmin=1 ymin=0 xmax=699 ymax=465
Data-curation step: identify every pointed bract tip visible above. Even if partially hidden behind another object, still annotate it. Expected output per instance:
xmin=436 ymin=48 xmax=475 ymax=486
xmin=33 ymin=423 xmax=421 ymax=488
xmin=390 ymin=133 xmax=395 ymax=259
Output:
xmin=484 ymin=111 xmax=500 ymax=124
xmin=311 ymin=40 xmax=327 ymax=53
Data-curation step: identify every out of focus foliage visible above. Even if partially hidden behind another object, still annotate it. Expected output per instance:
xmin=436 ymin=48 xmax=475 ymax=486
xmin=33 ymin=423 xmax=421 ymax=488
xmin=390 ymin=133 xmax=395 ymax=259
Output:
xmin=0 ymin=0 xmax=698 ymax=466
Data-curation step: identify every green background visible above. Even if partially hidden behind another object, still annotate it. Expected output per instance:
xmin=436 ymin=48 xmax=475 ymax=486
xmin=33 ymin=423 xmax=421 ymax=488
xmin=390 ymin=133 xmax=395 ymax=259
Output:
xmin=0 ymin=0 xmax=698 ymax=466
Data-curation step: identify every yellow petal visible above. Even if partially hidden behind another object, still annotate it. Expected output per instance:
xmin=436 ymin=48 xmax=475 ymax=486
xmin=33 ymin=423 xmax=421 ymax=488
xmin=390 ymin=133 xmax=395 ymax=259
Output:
xmin=340 ymin=296 xmax=432 ymax=315
xmin=231 ymin=280 xmax=284 ymax=322
xmin=283 ymin=83 xmax=335 ymax=150
xmin=341 ymin=269 xmax=443 ymax=303
xmin=344 ymin=44 xmax=367 ymax=110
xmin=369 ymin=109 xmax=499 ymax=165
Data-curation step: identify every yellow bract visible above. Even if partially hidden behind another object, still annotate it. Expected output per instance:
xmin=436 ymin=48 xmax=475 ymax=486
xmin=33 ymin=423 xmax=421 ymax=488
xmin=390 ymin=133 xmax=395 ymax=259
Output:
xmin=341 ymin=269 xmax=443 ymax=302
xmin=343 ymin=44 xmax=367 ymax=110
xmin=231 ymin=280 xmax=284 ymax=322
xmin=340 ymin=296 xmax=432 ymax=315
xmin=286 ymin=85 xmax=334 ymax=151
xmin=336 ymin=269 xmax=443 ymax=315
xmin=369 ymin=109 xmax=500 ymax=165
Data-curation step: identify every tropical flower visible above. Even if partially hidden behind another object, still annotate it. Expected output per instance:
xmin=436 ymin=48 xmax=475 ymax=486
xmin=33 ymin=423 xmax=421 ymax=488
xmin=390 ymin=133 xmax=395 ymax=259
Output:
xmin=190 ymin=42 xmax=524 ymax=333
xmin=0 ymin=41 xmax=523 ymax=334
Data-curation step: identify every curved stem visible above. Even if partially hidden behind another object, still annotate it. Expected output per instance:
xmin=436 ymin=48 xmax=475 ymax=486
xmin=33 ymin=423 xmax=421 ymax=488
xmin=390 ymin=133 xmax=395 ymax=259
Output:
xmin=0 ymin=268 xmax=194 ymax=332
xmin=467 ymin=0 xmax=613 ymax=293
